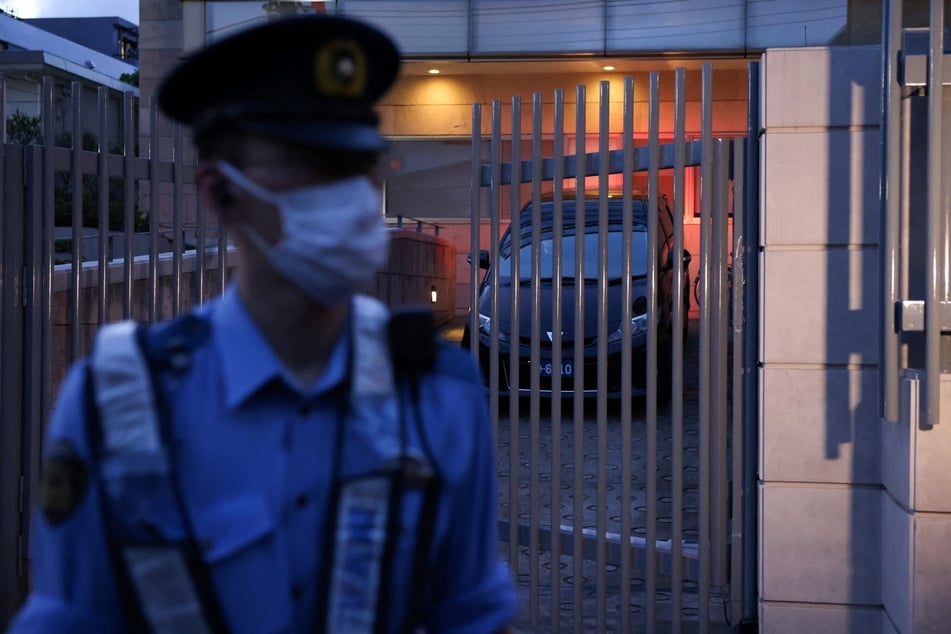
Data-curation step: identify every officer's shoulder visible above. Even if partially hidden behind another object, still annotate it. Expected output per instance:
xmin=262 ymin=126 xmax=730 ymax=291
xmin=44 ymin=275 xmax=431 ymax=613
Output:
xmin=428 ymin=339 xmax=482 ymax=385
xmin=95 ymin=309 xmax=213 ymax=372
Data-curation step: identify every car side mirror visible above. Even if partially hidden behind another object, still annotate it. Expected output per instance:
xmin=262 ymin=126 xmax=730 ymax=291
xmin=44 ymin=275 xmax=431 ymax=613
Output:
xmin=467 ymin=249 xmax=490 ymax=270
xmin=664 ymin=249 xmax=692 ymax=271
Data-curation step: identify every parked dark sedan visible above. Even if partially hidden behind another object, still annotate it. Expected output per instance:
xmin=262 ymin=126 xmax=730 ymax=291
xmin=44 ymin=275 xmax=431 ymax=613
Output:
xmin=462 ymin=192 xmax=690 ymax=398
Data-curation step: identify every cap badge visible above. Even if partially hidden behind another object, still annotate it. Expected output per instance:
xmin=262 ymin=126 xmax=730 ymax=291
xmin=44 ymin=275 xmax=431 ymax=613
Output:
xmin=314 ymin=39 xmax=367 ymax=98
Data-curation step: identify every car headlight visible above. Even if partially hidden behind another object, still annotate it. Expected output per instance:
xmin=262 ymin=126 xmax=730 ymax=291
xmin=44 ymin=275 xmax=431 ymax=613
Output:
xmin=478 ymin=313 xmax=508 ymax=343
xmin=607 ymin=313 xmax=648 ymax=343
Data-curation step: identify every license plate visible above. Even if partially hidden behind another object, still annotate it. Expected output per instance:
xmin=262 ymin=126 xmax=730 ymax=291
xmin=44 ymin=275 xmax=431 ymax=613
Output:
xmin=539 ymin=362 xmax=573 ymax=376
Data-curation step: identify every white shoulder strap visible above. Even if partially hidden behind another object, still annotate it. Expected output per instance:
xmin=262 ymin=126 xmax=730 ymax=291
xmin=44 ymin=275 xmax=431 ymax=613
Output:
xmin=351 ymin=294 xmax=395 ymax=400
xmin=91 ymin=320 xmax=162 ymax=457
xmin=90 ymin=320 xmax=213 ymax=634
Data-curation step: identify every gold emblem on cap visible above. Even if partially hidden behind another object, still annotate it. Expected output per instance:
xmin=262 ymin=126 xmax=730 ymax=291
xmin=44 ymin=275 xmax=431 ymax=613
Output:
xmin=314 ymin=39 xmax=367 ymax=98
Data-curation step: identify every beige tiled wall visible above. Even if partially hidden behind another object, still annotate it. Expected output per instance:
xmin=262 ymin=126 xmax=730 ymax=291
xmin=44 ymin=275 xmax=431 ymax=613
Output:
xmin=759 ymin=44 xmax=886 ymax=628
xmin=762 ymin=43 xmax=951 ymax=633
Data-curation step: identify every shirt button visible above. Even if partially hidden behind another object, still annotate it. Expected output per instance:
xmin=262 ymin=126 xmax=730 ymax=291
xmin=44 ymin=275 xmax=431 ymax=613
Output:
xmin=297 ymin=402 xmax=311 ymax=417
xmin=295 ymin=493 xmax=308 ymax=509
xmin=291 ymin=584 xmax=304 ymax=601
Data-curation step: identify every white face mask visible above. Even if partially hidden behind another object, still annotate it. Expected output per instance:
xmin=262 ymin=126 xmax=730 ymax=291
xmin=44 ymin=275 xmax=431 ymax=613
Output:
xmin=218 ymin=162 xmax=389 ymax=306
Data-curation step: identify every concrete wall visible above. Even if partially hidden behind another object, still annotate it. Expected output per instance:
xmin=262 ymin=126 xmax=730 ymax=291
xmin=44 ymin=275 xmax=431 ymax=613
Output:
xmin=759 ymin=44 xmax=886 ymax=631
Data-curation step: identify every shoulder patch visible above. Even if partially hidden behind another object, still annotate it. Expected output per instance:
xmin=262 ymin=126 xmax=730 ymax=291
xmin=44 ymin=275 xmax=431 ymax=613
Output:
xmin=39 ymin=439 xmax=88 ymax=525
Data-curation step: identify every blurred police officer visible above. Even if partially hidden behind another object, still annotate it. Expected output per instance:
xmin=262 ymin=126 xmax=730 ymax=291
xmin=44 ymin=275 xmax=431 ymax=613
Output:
xmin=9 ymin=14 xmax=517 ymax=634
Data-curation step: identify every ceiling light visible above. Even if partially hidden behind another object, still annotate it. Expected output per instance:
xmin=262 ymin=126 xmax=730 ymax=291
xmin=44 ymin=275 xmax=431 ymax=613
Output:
xmin=603 ymin=65 xmax=615 ymax=71
xmin=428 ymin=69 xmax=440 ymax=75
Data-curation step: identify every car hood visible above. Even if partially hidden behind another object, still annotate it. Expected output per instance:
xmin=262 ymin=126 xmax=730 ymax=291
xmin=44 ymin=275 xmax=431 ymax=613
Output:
xmin=478 ymin=279 xmax=645 ymax=344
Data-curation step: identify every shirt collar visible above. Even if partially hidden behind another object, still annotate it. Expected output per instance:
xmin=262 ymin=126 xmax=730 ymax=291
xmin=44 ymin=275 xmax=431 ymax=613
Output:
xmin=212 ymin=285 xmax=350 ymax=408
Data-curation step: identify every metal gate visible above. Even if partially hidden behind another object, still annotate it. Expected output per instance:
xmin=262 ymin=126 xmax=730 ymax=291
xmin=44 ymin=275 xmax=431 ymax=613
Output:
xmin=468 ymin=63 xmax=760 ymax=632
xmin=0 ymin=78 xmax=231 ymax=623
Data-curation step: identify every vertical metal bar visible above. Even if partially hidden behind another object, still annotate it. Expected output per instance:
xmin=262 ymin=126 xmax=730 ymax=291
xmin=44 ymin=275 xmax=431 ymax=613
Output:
xmin=0 ymin=130 xmax=29 ymax=619
xmin=469 ymin=103 xmax=481 ymax=359
xmin=925 ymin=0 xmax=944 ymax=426
xmin=508 ymin=97 xmax=521 ymax=578
xmin=148 ymin=97 xmax=160 ymax=324
xmin=881 ymin=0 xmax=902 ymax=422
xmin=619 ymin=75 xmax=635 ymax=634
xmin=596 ymin=79 xmax=609 ymax=634
xmin=646 ymin=71 xmax=661 ymax=634
xmin=97 ymin=88 xmax=109 ymax=327
xmin=172 ymin=122 xmax=183 ymax=317
xmin=730 ymin=139 xmax=746 ymax=627
xmin=529 ymin=90 xmax=543 ymax=628
xmin=0 ymin=74 xmax=5 ymax=143
xmin=23 ymin=146 xmax=45 ymax=590
xmin=573 ymin=82 xmax=587 ymax=633
xmin=711 ymin=139 xmax=730 ymax=586
xmin=551 ymin=87 xmax=565 ymax=633
xmin=122 ymin=91 xmax=135 ymax=319
xmin=490 ymin=100 xmax=502 ymax=426
xmin=196 ymin=164 xmax=207 ymax=303
xmin=70 ymin=82 xmax=83 ymax=363
xmin=741 ymin=59 xmax=761 ymax=627
xmin=698 ymin=61 xmax=714 ymax=632
xmin=217 ymin=217 xmax=227 ymax=296
xmin=40 ymin=78 xmax=54 ymax=428
xmin=671 ymin=67 xmax=687 ymax=634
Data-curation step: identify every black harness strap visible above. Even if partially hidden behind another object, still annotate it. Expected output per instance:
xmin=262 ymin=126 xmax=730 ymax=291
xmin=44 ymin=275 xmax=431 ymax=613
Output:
xmin=83 ymin=364 xmax=151 ymax=634
xmin=399 ymin=379 xmax=444 ymax=634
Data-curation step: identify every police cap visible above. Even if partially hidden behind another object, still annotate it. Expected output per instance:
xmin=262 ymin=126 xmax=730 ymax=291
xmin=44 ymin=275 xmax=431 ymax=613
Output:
xmin=157 ymin=15 xmax=399 ymax=152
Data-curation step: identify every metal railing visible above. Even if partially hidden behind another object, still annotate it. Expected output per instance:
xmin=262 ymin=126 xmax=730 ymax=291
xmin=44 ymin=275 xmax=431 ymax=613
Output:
xmin=0 ymin=78 xmax=232 ymax=622
xmin=393 ymin=213 xmax=441 ymax=236
xmin=881 ymin=0 xmax=949 ymax=427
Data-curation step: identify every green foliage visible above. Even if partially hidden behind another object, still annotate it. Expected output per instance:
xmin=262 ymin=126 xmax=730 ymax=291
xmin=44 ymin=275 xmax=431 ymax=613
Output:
xmin=6 ymin=112 xmax=149 ymax=233
xmin=119 ymin=71 xmax=139 ymax=87
xmin=7 ymin=110 xmax=42 ymax=145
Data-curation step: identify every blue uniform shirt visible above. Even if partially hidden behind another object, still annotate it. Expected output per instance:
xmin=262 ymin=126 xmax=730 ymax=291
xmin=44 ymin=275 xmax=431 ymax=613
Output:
xmin=10 ymin=286 xmax=518 ymax=633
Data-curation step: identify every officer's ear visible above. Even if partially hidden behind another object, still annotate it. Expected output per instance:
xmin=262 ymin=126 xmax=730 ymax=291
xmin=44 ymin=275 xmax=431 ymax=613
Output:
xmin=196 ymin=163 xmax=238 ymax=219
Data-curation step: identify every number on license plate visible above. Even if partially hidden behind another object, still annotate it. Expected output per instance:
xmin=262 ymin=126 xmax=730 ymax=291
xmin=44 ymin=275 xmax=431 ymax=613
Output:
xmin=539 ymin=362 xmax=573 ymax=376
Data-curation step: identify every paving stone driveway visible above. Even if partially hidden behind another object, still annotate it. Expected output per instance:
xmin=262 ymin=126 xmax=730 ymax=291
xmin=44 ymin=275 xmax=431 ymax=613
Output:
xmin=440 ymin=318 xmax=736 ymax=633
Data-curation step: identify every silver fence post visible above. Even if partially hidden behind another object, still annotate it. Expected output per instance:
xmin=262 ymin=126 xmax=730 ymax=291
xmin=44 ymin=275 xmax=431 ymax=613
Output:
xmin=97 ymin=88 xmax=110 ymax=325
xmin=924 ymin=0 xmax=945 ymax=426
xmin=711 ymin=138 xmax=730 ymax=587
xmin=550 ymin=87 xmax=565 ymax=633
xmin=69 ymin=81 xmax=83 ymax=364
xmin=0 ymin=129 xmax=29 ymax=621
xmin=881 ymin=0 xmax=902 ymax=423
xmin=572 ymin=84 xmax=587 ymax=633
xmin=730 ymin=136 xmax=746 ymax=628
xmin=122 ymin=91 xmax=135 ymax=319
xmin=698 ymin=61 xmax=714 ymax=634
xmin=468 ymin=104 xmax=481 ymax=360
xmin=489 ymin=99 xmax=501 ymax=431
xmin=646 ymin=71 xmax=661 ymax=634
xmin=672 ymin=66 xmax=688 ymax=634
xmin=529 ymin=90 xmax=542 ymax=628
xmin=508 ymin=95 xmax=523 ymax=583
xmin=148 ymin=97 xmax=160 ymax=324
xmin=172 ymin=122 xmax=184 ymax=317
xmin=619 ymin=75 xmax=636 ymax=633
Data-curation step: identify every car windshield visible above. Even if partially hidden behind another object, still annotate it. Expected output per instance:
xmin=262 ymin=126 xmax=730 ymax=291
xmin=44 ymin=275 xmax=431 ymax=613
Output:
xmin=497 ymin=225 xmax=649 ymax=281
